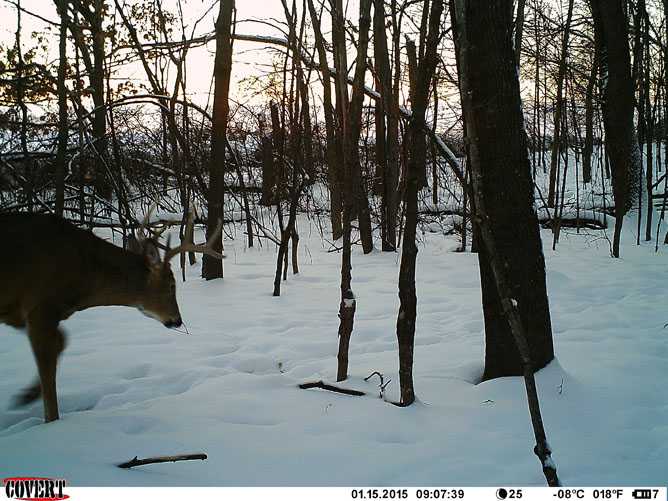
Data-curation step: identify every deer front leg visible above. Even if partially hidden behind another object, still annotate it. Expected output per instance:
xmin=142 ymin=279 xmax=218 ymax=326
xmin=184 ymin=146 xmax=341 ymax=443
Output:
xmin=26 ymin=313 xmax=66 ymax=423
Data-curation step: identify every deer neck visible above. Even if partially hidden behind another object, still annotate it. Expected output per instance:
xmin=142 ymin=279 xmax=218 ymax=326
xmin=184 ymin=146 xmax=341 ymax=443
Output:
xmin=78 ymin=247 xmax=150 ymax=311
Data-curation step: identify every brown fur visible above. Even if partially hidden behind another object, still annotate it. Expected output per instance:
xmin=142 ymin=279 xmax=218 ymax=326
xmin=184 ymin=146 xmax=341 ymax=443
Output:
xmin=0 ymin=213 xmax=182 ymax=422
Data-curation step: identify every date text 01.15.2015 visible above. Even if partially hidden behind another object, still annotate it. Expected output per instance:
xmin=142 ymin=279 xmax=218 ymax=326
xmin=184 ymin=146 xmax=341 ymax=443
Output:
xmin=350 ymin=489 xmax=466 ymax=500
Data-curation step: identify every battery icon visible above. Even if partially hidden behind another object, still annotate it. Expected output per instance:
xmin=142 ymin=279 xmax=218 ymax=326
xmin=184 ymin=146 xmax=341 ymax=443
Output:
xmin=632 ymin=489 xmax=652 ymax=499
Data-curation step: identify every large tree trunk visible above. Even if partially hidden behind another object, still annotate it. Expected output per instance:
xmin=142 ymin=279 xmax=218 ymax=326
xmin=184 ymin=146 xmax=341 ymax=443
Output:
xmin=453 ymin=0 xmax=559 ymax=486
xmin=453 ymin=1 xmax=554 ymax=381
xmin=203 ymin=0 xmax=234 ymax=280
xmin=590 ymin=0 xmax=641 ymax=258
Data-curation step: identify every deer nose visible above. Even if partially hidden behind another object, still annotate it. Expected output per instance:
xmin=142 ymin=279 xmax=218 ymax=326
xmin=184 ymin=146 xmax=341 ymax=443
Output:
xmin=164 ymin=317 xmax=182 ymax=329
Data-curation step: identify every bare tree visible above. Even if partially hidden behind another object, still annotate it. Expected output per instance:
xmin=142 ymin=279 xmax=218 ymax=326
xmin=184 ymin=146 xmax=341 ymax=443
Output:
xmin=306 ymin=0 xmax=343 ymax=241
xmin=395 ymin=0 xmax=444 ymax=406
xmin=333 ymin=0 xmax=372 ymax=381
xmin=374 ymin=0 xmax=399 ymax=251
xmin=203 ymin=0 xmax=235 ymax=280
xmin=453 ymin=0 xmax=559 ymax=486
xmin=589 ymin=0 xmax=641 ymax=258
xmin=547 ymin=0 xmax=574 ymax=208
xmin=452 ymin=0 xmax=555 ymax=382
xmin=514 ymin=0 xmax=527 ymax=68
xmin=70 ymin=0 xmax=108 ymax=173
xmin=54 ymin=0 xmax=69 ymax=216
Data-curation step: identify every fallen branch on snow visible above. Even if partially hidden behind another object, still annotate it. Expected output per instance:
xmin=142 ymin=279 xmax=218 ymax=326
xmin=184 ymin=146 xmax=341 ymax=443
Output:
xmin=117 ymin=453 xmax=208 ymax=469
xmin=299 ymin=380 xmax=365 ymax=396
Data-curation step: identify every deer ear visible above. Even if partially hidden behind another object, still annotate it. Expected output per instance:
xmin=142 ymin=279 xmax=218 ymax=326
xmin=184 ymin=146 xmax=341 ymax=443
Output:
xmin=142 ymin=240 xmax=162 ymax=267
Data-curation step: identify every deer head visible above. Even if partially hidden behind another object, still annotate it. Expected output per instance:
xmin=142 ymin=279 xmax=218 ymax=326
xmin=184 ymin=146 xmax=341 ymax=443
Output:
xmin=127 ymin=235 xmax=182 ymax=328
xmin=127 ymin=209 xmax=223 ymax=329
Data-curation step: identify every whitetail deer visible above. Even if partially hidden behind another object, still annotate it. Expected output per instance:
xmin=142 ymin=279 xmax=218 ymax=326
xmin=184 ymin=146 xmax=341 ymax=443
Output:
xmin=0 ymin=211 xmax=222 ymax=423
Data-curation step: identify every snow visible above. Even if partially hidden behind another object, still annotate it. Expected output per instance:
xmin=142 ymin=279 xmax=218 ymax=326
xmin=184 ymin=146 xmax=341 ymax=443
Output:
xmin=0 ymin=210 xmax=667 ymax=486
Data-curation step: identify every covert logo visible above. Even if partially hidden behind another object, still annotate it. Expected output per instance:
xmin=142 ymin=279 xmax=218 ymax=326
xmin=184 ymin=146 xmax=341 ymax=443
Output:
xmin=3 ymin=477 xmax=68 ymax=501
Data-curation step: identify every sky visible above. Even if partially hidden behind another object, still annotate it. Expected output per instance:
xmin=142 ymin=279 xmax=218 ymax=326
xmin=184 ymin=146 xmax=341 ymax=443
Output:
xmin=0 ymin=0 xmax=353 ymax=109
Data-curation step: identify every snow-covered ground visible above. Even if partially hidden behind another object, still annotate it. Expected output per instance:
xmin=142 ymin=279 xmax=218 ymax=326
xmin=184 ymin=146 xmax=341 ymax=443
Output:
xmin=0 ymin=212 xmax=666 ymax=486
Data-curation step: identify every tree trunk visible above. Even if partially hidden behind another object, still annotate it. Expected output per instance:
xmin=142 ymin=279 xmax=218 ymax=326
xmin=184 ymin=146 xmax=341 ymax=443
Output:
xmin=54 ymin=0 xmax=69 ymax=216
xmin=203 ymin=0 xmax=234 ymax=279
xmin=547 ymin=0 xmax=574 ymax=207
xmin=583 ymin=52 xmax=598 ymax=185
xmin=375 ymin=98 xmax=387 ymax=200
xmin=331 ymin=0 xmax=372 ymax=380
xmin=431 ymin=76 xmax=439 ymax=207
xmin=374 ymin=0 xmax=399 ymax=251
xmin=260 ymin=131 xmax=276 ymax=205
xmin=453 ymin=0 xmax=559 ymax=486
xmin=643 ymin=8 xmax=653 ymax=242
xmin=344 ymin=0 xmax=373 ymax=255
xmin=307 ymin=0 xmax=342 ymax=241
xmin=395 ymin=0 xmax=444 ymax=406
xmin=453 ymin=0 xmax=554 ymax=381
xmin=90 ymin=0 xmax=107 ymax=201
xmin=15 ymin=0 xmax=32 ymax=213
xmin=590 ymin=0 xmax=641 ymax=258
xmin=514 ymin=0 xmax=526 ymax=69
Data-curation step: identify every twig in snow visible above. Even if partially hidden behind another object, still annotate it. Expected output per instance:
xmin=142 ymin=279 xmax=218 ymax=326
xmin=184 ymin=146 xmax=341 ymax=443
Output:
xmin=364 ymin=371 xmax=392 ymax=399
xmin=117 ymin=453 xmax=208 ymax=469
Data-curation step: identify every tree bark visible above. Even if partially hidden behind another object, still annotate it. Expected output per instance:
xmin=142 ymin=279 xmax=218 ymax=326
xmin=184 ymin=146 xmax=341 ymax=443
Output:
xmin=547 ymin=0 xmax=574 ymax=207
xmin=54 ymin=0 xmax=69 ymax=216
xmin=590 ymin=0 xmax=641 ymax=258
xmin=332 ymin=0 xmax=372 ymax=380
xmin=91 ymin=0 xmax=106 ymax=162
xmin=306 ymin=0 xmax=343 ymax=240
xmin=15 ymin=0 xmax=32 ymax=213
xmin=395 ymin=0 xmax=444 ymax=406
xmin=374 ymin=0 xmax=399 ymax=251
xmin=514 ymin=0 xmax=526 ymax=69
xmin=71 ymin=0 xmax=108 ymax=191
xmin=452 ymin=0 xmax=554 ymax=381
xmin=642 ymin=7 xmax=653 ymax=242
xmin=453 ymin=0 xmax=559 ymax=486
xmin=583 ymin=52 xmax=599 ymax=184
xmin=203 ymin=0 xmax=234 ymax=279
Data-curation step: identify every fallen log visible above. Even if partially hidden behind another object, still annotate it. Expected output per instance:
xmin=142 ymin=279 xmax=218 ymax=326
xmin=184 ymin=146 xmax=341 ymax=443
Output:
xmin=539 ymin=217 xmax=607 ymax=230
